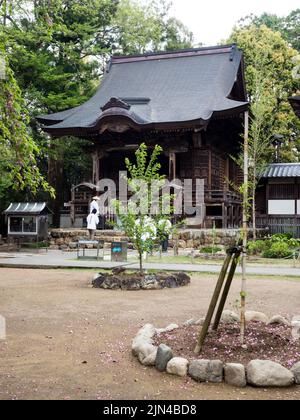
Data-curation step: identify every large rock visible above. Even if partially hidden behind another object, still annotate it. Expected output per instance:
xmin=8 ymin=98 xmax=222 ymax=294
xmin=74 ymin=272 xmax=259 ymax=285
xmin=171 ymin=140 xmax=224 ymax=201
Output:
xmin=188 ymin=359 xmax=223 ymax=383
xmin=112 ymin=266 xmax=126 ymax=275
xmin=132 ymin=324 xmax=156 ymax=356
xmin=137 ymin=343 xmax=157 ymax=364
xmin=157 ymin=274 xmax=178 ymax=289
xmin=165 ymin=323 xmax=179 ymax=332
xmin=292 ymin=323 xmax=300 ymax=340
xmin=141 ymin=275 xmax=161 ymax=290
xmin=247 ymin=360 xmax=294 ymax=387
xmin=120 ymin=276 xmax=141 ymax=290
xmin=245 ymin=311 xmax=268 ymax=324
xmin=167 ymin=357 xmax=189 ymax=377
xmin=177 ymin=240 xmax=187 ymax=249
xmin=267 ymin=315 xmax=291 ymax=327
xmin=101 ymin=275 xmax=122 ymax=290
xmin=175 ymin=272 xmax=191 ymax=287
xmin=292 ymin=316 xmax=300 ymax=339
xmin=183 ymin=319 xmax=197 ymax=327
xmin=156 ymin=324 xmax=179 ymax=334
xmin=221 ymin=310 xmax=239 ymax=324
xmin=141 ymin=350 xmax=158 ymax=367
xmin=92 ymin=272 xmax=190 ymax=290
xmin=291 ymin=362 xmax=300 ymax=385
xmin=224 ymin=363 xmax=246 ymax=388
xmin=134 ymin=324 xmax=156 ymax=342
xmin=155 ymin=344 xmax=173 ymax=372
xmin=92 ymin=273 xmax=105 ymax=288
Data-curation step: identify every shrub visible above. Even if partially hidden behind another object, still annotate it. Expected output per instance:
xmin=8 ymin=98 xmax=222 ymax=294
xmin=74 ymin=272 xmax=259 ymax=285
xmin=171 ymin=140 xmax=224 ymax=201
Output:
xmin=247 ymin=240 xmax=266 ymax=255
xmin=262 ymin=241 xmax=291 ymax=259
xmin=287 ymin=238 xmax=300 ymax=248
xmin=269 ymin=233 xmax=292 ymax=242
xmin=265 ymin=234 xmax=299 ymax=251
xmin=200 ymin=246 xmax=222 ymax=254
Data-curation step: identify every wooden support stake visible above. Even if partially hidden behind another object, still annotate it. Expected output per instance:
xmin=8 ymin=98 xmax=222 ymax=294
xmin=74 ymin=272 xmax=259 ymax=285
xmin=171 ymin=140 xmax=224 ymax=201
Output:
xmin=212 ymin=248 xmax=242 ymax=331
xmin=194 ymin=252 xmax=232 ymax=354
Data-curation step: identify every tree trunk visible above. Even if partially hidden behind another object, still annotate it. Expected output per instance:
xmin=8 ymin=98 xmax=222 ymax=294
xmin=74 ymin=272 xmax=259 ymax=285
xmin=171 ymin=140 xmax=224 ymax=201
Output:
xmin=3 ymin=0 xmax=7 ymax=26
xmin=252 ymin=165 xmax=257 ymax=241
xmin=252 ymin=184 xmax=256 ymax=241
xmin=139 ymin=251 xmax=143 ymax=274
xmin=240 ymin=111 xmax=249 ymax=345
xmin=48 ymin=143 xmax=64 ymax=228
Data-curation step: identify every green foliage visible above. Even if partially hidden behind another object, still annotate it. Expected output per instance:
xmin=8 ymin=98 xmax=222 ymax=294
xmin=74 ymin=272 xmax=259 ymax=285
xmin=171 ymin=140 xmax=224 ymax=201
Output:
xmin=113 ymin=143 xmax=173 ymax=271
xmin=229 ymin=25 xmax=299 ymax=163
xmin=262 ymin=241 xmax=291 ymax=259
xmin=199 ymin=246 xmax=222 ymax=254
xmin=0 ymin=0 xmax=195 ymax=217
xmin=2 ymin=0 xmax=119 ymax=114
xmin=247 ymin=240 xmax=265 ymax=255
xmin=228 ymin=25 xmax=300 ymax=239
xmin=268 ymin=234 xmax=299 ymax=248
xmin=238 ymin=9 xmax=300 ymax=52
xmin=248 ymin=234 xmax=299 ymax=258
xmin=0 ymin=49 xmax=54 ymax=199
xmin=269 ymin=233 xmax=292 ymax=241
xmin=114 ymin=0 xmax=193 ymax=55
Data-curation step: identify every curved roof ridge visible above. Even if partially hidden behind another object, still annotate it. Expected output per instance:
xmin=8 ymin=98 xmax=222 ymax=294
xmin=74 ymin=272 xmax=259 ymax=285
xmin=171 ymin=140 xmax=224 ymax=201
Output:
xmin=37 ymin=44 xmax=248 ymax=136
xmin=111 ymin=44 xmax=237 ymax=64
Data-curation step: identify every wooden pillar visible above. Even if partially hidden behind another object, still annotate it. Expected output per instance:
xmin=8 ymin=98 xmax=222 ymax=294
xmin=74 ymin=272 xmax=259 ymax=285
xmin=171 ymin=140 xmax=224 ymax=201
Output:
xmin=208 ymin=148 xmax=212 ymax=191
xmin=266 ymin=182 xmax=270 ymax=216
xmin=93 ymin=151 xmax=106 ymax=187
xmin=92 ymin=151 xmax=100 ymax=186
xmin=70 ymin=187 xmax=75 ymax=227
xmin=224 ymin=157 xmax=229 ymax=191
xmin=222 ymin=202 xmax=227 ymax=229
xmin=169 ymin=152 xmax=176 ymax=181
xmin=48 ymin=141 xmax=64 ymax=228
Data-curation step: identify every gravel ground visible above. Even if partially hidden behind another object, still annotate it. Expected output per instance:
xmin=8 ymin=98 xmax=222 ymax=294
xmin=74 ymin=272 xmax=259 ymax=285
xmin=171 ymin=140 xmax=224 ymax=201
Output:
xmin=0 ymin=268 xmax=299 ymax=400
xmin=155 ymin=323 xmax=300 ymax=368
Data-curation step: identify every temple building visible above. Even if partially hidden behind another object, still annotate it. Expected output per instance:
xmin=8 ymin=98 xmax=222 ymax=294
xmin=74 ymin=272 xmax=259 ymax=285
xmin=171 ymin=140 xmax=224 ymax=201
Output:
xmin=289 ymin=96 xmax=300 ymax=119
xmin=38 ymin=45 xmax=249 ymax=229
xmin=256 ymin=163 xmax=300 ymax=237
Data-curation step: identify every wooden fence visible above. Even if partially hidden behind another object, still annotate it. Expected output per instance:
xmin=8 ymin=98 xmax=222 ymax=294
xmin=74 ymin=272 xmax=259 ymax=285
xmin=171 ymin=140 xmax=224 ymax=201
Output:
xmin=256 ymin=216 xmax=300 ymax=237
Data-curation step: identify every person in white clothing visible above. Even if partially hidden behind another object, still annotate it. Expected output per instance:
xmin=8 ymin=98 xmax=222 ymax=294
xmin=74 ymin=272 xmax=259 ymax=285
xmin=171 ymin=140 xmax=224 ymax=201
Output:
xmin=90 ymin=196 xmax=100 ymax=215
xmin=87 ymin=209 xmax=99 ymax=240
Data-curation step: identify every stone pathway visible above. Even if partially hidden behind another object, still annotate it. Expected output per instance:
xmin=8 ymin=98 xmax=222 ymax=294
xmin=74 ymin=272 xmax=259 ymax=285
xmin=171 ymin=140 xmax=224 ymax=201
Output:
xmin=0 ymin=250 xmax=300 ymax=276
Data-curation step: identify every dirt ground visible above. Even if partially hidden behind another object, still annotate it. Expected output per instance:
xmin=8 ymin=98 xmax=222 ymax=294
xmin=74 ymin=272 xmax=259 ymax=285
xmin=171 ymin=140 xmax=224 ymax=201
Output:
xmin=0 ymin=268 xmax=299 ymax=401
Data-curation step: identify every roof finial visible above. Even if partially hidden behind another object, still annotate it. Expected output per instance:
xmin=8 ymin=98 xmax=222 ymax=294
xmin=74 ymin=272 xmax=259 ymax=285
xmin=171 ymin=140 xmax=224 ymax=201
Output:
xmin=230 ymin=43 xmax=237 ymax=61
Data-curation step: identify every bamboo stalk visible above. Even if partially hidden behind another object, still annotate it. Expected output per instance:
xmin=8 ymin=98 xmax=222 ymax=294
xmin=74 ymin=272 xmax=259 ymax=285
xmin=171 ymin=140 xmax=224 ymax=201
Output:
xmin=240 ymin=110 xmax=249 ymax=345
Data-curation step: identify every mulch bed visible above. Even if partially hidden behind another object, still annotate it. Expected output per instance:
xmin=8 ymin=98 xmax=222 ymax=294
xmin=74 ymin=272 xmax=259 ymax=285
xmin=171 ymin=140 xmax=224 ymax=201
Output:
xmin=154 ymin=322 xmax=300 ymax=368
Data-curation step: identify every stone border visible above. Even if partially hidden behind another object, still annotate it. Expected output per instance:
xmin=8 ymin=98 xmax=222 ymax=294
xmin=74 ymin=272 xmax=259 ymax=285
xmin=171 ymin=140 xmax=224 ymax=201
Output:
xmin=92 ymin=271 xmax=191 ymax=290
xmin=132 ymin=311 xmax=300 ymax=388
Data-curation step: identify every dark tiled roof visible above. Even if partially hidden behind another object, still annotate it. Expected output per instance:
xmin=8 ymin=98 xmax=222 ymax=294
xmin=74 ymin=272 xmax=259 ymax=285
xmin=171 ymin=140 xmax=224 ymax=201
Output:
xmin=3 ymin=202 xmax=51 ymax=215
xmin=262 ymin=163 xmax=300 ymax=178
xmin=289 ymin=96 xmax=300 ymax=118
xmin=37 ymin=45 xmax=248 ymax=136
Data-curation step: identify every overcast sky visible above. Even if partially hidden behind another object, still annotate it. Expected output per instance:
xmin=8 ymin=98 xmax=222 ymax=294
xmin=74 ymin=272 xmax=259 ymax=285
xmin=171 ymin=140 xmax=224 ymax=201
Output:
xmin=170 ymin=0 xmax=299 ymax=46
